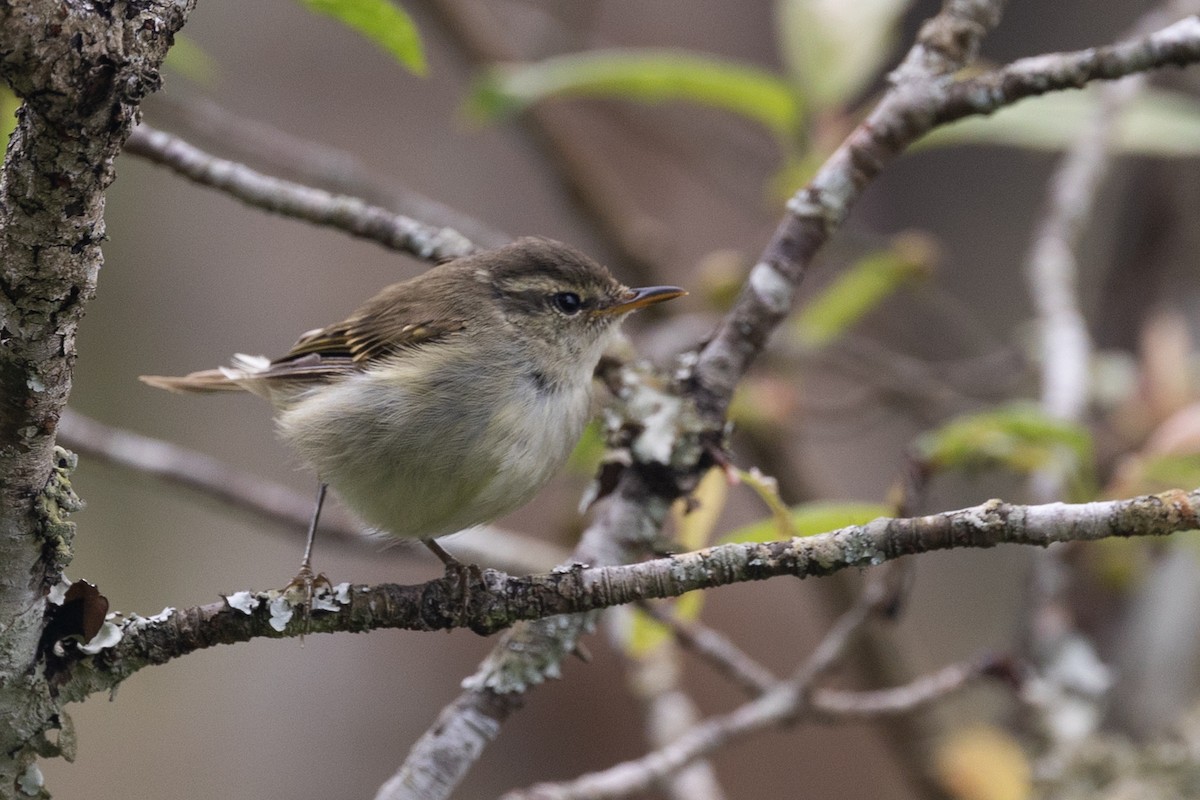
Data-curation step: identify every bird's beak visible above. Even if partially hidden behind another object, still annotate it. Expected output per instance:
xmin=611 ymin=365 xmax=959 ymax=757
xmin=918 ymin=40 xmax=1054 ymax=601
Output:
xmin=601 ymin=285 xmax=687 ymax=315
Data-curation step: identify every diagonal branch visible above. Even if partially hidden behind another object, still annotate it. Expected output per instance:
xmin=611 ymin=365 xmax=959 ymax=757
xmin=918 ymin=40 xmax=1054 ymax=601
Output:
xmin=500 ymin=578 xmax=970 ymax=800
xmin=687 ymin=12 xmax=1200 ymax=421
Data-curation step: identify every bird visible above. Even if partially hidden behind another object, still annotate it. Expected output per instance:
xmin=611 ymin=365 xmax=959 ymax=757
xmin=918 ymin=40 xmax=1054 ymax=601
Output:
xmin=141 ymin=237 xmax=686 ymax=579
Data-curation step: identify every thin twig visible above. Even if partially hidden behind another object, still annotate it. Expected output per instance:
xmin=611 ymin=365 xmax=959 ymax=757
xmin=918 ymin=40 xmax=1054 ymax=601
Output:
xmin=608 ymin=608 xmax=728 ymax=800
xmin=809 ymin=657 xmax=1007 ymax=720
xmin=147 ymin=95 xmax=512 ymax=248
xmin=500 ymin=577 xmax=887 ymax=800
xmin=637 ymin=602 xmax=777 ymax=696
xmin=124 ymin=124 xmax=477 ymax=264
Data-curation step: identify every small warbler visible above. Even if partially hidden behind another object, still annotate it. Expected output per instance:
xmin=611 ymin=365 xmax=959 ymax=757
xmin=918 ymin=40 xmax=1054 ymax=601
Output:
xmin=141 ymin=237 xmax=685 ymax=570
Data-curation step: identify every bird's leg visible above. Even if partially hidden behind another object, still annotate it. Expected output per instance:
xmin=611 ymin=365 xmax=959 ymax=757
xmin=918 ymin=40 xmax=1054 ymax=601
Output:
xmin=286 ymin=482 xmax=333 ymax=621
xmin=421 ymin=536 xmax=462 ymax=568
xmin=422 ymin=537 xmax=482 ymax=625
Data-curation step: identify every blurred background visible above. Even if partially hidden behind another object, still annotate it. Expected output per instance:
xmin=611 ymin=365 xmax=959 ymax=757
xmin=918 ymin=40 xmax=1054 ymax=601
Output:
xmin=39 ymin=0 xmax=1200 ymax=797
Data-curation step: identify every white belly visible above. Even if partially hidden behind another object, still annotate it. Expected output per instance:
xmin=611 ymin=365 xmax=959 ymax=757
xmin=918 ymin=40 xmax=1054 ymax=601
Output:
xmin=274 ymin=352 xmax=593 ymax=539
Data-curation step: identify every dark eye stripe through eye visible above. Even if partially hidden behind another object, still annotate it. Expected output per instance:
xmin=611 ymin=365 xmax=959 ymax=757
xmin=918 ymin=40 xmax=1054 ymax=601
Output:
xmin=551 ymin=292 xmax=583 ymax=315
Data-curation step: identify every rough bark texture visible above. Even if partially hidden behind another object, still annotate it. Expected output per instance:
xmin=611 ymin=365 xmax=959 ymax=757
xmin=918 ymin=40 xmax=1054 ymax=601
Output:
xmin=0 ymin=1 xmax=193 ymax=791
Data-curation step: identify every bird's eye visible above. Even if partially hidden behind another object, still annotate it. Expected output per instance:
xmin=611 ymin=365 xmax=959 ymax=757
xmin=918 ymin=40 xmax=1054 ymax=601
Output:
xmin=551 ymin=291 xmax=583 ymax=315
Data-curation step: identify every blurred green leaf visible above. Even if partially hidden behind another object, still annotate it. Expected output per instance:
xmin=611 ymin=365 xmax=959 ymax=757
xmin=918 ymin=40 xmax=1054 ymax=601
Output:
xmin=163 ymin=35 xmax=218 ymax=85
xmin=776 ymin=0 xmax=910 ymax=110
xmin=793 ymin=233 xmax=935 ymax=348
xmin=917 ymin=403 xmax=1095 ymax=485
xmin=469 ymin=49 xmax=800 ymax=138
xmin=917 ymin=87 xmax=1200 ymax=156
xmin=1129 ymin=454 xmax=1200 ymax=494
xmin=625 ymin=592 xmax=704 ymax=658
xmin=675 ymin=468 xmax=728 ymax=551
xmin=0 ymin=85 xmax=18 ymax=142
xmin=298 ymin=0 xmax=426 ymax=75
xmin=721 ymin=501 xmax=890 ymax=545
xmin=566 ymin=419 xmax=605 ymax=475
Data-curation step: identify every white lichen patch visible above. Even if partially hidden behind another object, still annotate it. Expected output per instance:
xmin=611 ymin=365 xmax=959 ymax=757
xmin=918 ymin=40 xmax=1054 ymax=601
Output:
xmin=17 ymin=763 xmax=43 ymax=796
xmin=146 ymin=606 xmax=176 ymax=623
xmin=632 ymin=394 xmax=683 ymax=465
xmin=311 ymin=582 xmax=351 ymax=613
xmin=748 ymin=261 xmax=791 ymax=314
xmin=47 ymin=577 xmax=72 ymax=605
xmin=268 ymin=596 xmax=294 ymax=631
xmin=225 ymin=591 xmax=259 ymax=615
xmin=78 ymin=621 xmax=123 ymax=654
xmin=837 ymin=528 xmax=884 ymax=568
xmin=125 ymin=607 xmax=176 ymax=632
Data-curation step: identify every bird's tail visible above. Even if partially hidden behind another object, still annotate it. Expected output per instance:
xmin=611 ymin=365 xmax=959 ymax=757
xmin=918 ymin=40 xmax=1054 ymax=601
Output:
xmin=140 ymin=354 xmax=271 ymax=394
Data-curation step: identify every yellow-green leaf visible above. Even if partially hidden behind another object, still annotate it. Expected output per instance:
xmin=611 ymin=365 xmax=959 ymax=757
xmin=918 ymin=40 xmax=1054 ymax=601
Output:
xmin=163 ymin=34 xmax=218 ymax=85
xmin=793 ymin=233 xmax=936 ymax=349
xmin=1116 ymin=453 xmax=1200 ymax=497
xmin=624 ymin=593 xmax=704 ymax=658
xmin=298 ymin=0 xmax=426 ymax=75
xmin=0 ymin=85 xmax=18 ymax=142
xmin=469 ymin=49 xmax=800 ymax=139
xmin=673 ymin=467 xmax=728 ymax=551
xmin=917 ymin=403 xmax=1094 ymax=482
xmin=776 ymin=0 xmax=911 ymax=110
xmin=917 ymin=87 xmax=1200 ymax=157
xmin=566 ymin=419 xmax=606 ymax=475
xmin=721 ymin=501 xmax=890 ymax=545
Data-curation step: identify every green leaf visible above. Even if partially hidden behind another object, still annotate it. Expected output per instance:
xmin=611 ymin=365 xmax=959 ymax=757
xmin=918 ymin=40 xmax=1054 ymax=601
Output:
xmin=1125 ymin=454 xmax=1200 ymax=495
xmin=916 ymin=403 xmax=1095 ymax=483
xmin=793 ymin=233 xmax=935 ymax=349
xmin=720 ymin=501 xmax=890 ymax=545
xmin=298 ymin=0 xmax=426 ymax=75
xmin=468 ymin=49 xmax=800 ymax=139
xmin=163 ymin=34 xmax=218 ymax=85
xmin=566 ymin=419 xmax=605 ymax=475
xmin=917 ymin=87 xmax=1200 ymax=157
xmin=624 ymin=593 xmax=704 ymax=658
xmin=0 ymin=85 xmax=18 ymax=142
xmin=776 ymin=0 xmax=911 ymax=110
xmin=674 ymin=467 xmax=728 ymax=551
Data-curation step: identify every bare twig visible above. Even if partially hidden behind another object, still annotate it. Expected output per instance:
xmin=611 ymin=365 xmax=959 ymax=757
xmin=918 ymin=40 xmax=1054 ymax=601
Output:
xmin=147 ymin=95 xmax=511 ymax=248
xmin=608 ymin=608 xmax=728 ymax=800
xmin=125 ymin=124 xmax=477 ymax=264
xmin=809 ymin=658 xmax=1006 ymax=720
xmin=499 ymin=577 xmax=887 ymax=800
xmin=638 ymin=602 xmax=777 ymax=696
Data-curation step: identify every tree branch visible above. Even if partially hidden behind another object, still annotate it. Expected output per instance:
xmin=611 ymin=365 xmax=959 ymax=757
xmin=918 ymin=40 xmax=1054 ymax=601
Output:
xmin=124 ymin=124 xmax=478 ymax=263
xmin=50 ymin=488 xmax=1200 ymax=703
xmin=146 ymin=95 xmax=512 ymax=248
xmin=500 ymin=578 xmax=967 ymax=800
xmin=0 ymin=0 xmax=195 ymax=788
xmin=687 ymin=11 xmax=1200 ymax=421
